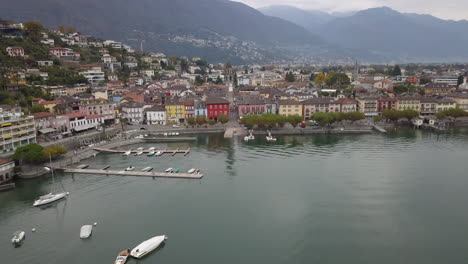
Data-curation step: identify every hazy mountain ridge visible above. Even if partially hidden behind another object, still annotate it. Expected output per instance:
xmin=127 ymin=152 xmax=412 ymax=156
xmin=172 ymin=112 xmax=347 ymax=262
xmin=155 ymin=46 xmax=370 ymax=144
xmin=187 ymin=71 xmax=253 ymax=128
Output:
xmin=0 ymin=0 xmax=329 ymax=64
xmin=260 ymin=5 xmax=468 ymax=62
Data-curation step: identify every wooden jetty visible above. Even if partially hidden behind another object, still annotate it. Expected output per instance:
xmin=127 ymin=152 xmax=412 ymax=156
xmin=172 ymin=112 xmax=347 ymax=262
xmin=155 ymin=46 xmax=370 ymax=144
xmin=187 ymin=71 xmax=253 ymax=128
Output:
xmin=62 ymin=168 xmax=203 ymax=179
xmin=94 ymin=147 xmax=190 ymax=156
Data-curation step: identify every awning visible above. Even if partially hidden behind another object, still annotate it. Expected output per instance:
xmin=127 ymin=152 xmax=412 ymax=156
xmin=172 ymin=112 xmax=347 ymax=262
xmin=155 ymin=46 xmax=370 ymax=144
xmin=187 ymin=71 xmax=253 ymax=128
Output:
xmin=39 ymin=128 xmax=56 ymax=134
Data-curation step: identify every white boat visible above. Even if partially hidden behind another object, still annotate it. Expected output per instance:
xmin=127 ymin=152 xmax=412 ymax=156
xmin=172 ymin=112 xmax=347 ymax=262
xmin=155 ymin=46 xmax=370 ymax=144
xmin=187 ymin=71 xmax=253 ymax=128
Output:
xmin=130 ymin=235 xmax=168 ymax=259
xmin=115 ymin=249 xmax=130 ymax=264
xmin=187 ymin=168 xmax=196 ymax=174
xmin=76 ymin=164 xmax=89 ymax=169
xmin=125 ymin=166 xmax=135 ymax=171
xmin=11 ymin=231 xmax=25 ymax=245
xmin=135 ymin=151 xmax=144 ymax=156
xmin=148 ymin=147 xmax=156 ymax=151
xmin=80 ymin=225 xmax=93 ymax=239
xmin=266 ymin=136 xmax=277 ymax=142
xmin=142 ymin=167 xmax=153 ymax=172
xmin=165 ymin=168 xmax=173 ymax=173
xmin=136 ymin=147 xmax=144 ymax=151
xmin=33 ymin=158 xmax=68 ymax=207
xmin=34 ymin=192 xmax=67 ymax=207
xmin=155 ymin=151 xmax=162 ymax=156
xmin=135 ymin=135 xmax=144 ymax=139
xmin=123 ymin=149 xmax=133 ymax=156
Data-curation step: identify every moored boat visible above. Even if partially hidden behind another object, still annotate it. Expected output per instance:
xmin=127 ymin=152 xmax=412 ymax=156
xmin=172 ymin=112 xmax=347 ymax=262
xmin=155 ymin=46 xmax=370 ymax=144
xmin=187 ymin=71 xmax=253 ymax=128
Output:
xmin=165 ymin=168 xmax=173 ymax=173
xmin=141 ymin=167 xmax=153 ymax=172
xmin=187 ymin=168 xmax=196 ymax=174
xmin=80 ymin=225 xmax=93 ymax=239
xmin=11 ymin=231 xmax=25 ymax=245
xmin=147 ymin=151 xmax=156 ymax=157
xmin=130 ymin=235 xmax=168 ymax=259
xmin=76 ymin=164 xmax=89 ymax=169
xmin=33 ymin=192 xmax=67 ymax=207
xmin=155 ymin=151 xmax=162 ymax=156
xmin=125 ymin=166 xmax=135 ymax=171
xmin=148 ymin=147 xmax=156 ymax=151
xmin=123 ymin=149 xmax=133 ymax=156
xmin=135 ymin=151 xmax=144 ymax=156
xmin=115 ymin=249 xmax=130 ymax=264
xmin=173 ymin=168 xmax=180 ymax=173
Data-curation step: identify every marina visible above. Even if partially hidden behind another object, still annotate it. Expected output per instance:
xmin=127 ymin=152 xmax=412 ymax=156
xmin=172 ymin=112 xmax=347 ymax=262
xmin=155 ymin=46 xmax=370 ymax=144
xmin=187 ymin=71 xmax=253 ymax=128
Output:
xmin=61 ymin=168 xmax=203 ymax=179
xmin=94 ymin=147 xmax=191 ymax=156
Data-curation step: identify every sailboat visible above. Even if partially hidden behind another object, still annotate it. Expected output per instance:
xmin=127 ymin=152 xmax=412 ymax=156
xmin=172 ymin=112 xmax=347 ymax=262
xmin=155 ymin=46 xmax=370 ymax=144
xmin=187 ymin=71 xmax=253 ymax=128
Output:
xmin=33 ymin=155 xmax=68 ymax=207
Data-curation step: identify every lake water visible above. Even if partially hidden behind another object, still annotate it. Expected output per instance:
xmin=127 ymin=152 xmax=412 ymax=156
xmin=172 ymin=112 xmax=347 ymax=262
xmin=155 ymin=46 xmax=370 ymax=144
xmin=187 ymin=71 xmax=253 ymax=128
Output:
xmin=1 ymin=130 xmax=468 ymax=264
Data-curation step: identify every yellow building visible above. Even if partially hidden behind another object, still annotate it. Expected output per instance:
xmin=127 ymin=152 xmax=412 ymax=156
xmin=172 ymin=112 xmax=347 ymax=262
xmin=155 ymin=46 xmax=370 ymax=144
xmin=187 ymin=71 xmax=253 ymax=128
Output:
xmin=0 ymin=112 xmax=36 ymax=152
xmin=165 ymin=99 xmax=186 ymax=124
xmin=447 ymin=93 xmax=468 ymax=111
xmin=436 ymin=98 xmax=457 ymax=112
xmin=396 ymin=96 xmax=421 ymax=112
xmin=278 ymin=100 xmax=303 ymax=118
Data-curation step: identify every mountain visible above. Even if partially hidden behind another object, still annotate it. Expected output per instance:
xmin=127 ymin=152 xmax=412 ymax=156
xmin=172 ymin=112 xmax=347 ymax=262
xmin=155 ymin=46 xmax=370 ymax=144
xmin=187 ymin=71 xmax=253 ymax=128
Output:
xmin=317 ymin=7 xmax=468 ymax=62
xmin=258 ymin=5 xmax=335 ymax=31
xmin=0 ymin=0 xmax=328 ymax=64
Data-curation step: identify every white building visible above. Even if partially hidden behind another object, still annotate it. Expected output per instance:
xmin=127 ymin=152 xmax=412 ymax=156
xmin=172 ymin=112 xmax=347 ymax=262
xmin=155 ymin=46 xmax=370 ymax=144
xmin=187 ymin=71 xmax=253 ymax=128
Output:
xmin=0 ymin=160 xmax=15 ymax=185
xmin=61 ymin=113 xmax=103 ymax=132
xmin=433 ymin=76 xmax=459 ymax=86
xmin=49 ymin=47 xmax=80 ymax=60
xmin=6 ymin=47 xmax=24 ymax=57
xmin=0 ymin=112 xmax=36 ymax=152
xmin=121 ymin=102 xmax=151 ymax=124
xmin=80 ymin=70 xmax=105 ymax=85
xmin=145 ymin=105 xmax=166 ymax=125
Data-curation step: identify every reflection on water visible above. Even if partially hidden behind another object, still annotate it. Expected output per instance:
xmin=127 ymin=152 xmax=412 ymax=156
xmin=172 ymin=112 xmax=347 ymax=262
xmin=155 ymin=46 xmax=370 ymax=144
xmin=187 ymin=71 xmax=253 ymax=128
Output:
xmin=1 ymin=130 xmax=468 ymax=264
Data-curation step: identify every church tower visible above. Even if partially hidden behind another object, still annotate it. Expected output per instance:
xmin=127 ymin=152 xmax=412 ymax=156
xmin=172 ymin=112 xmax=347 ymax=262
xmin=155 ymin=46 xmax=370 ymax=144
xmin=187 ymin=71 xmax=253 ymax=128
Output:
xmin=224 ymin=61 xmax=234 ymax=92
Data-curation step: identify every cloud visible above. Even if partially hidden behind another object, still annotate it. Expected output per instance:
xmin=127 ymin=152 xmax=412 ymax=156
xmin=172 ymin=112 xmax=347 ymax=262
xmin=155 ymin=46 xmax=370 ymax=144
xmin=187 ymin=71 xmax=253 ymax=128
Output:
xmin=235 ymin=0 xmax=468 ymax=20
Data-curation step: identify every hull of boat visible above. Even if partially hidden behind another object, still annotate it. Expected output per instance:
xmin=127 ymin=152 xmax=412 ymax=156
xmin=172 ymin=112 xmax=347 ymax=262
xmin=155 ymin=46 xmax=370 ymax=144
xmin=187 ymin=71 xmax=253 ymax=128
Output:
xmin=80 ymin=225 xmax=93 ymax=239
xmin=115 ymin=249 xmax=130 ymax=264
xmin=11 ymin=231 xmax=25 ymax=244
xmin=33 ymin=192 xmax=67 ymax=207
xmin=130 ymin=235 xmax=167 ymax=258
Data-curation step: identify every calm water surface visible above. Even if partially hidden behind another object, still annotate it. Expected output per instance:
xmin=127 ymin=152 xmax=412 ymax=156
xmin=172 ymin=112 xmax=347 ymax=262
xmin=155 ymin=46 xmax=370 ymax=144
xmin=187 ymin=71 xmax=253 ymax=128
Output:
xmin=1 ymin=130 xmax=468 ymax=263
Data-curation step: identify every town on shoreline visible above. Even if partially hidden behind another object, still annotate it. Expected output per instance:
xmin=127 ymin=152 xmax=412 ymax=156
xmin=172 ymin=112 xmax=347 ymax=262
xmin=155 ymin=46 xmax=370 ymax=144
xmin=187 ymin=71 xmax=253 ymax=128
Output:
xmin=1 ymin=19 xmax=468 ymax=190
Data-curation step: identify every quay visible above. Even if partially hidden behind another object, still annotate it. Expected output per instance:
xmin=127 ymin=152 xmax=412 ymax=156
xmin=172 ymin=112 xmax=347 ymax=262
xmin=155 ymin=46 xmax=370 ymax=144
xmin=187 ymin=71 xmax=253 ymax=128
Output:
xmin=61 ymin=168 xmax=203 ymax=179
xmin=141 ymin=137 xmax=197 ymax=142
xmin=93 ymin=148 xmax=191 ymax=156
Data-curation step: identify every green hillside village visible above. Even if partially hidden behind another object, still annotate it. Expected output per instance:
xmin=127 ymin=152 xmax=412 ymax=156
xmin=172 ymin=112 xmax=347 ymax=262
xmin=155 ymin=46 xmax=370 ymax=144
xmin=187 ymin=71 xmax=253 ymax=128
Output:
xmin=1 ymin=18 xmax=468 ymax=189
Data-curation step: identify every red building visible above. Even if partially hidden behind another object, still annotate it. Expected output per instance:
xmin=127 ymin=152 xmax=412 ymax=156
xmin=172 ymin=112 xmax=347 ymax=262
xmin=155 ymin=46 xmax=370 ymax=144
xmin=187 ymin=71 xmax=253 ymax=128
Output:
xmin=206 ymin=97 xmax=230 ymax=120
xmin=377 ymin=97 xmax=396 ymax=113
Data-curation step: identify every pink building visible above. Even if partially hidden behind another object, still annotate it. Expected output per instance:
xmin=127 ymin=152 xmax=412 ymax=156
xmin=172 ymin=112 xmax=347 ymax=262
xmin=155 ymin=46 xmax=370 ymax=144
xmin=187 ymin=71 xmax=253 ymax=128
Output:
xmin=79 ymin=103 xmax=115 ymax=121
xmin=6 ymin=47 xmax=24 ymax=57
xmin=237 ymin=97 xmax=266 ymax=118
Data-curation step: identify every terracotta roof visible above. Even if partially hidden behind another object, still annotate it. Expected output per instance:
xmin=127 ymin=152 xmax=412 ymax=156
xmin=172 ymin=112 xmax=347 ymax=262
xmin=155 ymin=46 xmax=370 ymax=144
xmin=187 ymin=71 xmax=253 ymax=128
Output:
xmin=86 ymin=114 xmax=104 ymax=119
xmin=302 ymin=98 xmax=338 ymax=105
xmin=40 ymin=100 xmax=60 ymax=105
xmin=0 ymin=159 xmax=14 ymax=166
xmin=279 ymin=99 xmax=302 ymax=105
xmin=32 ymin=112 xmax=56 ymax=119
xmin=206 ymin=97 xmax=230 ymax=105
xmin=61 ymin=113 xmax=85 ymax=119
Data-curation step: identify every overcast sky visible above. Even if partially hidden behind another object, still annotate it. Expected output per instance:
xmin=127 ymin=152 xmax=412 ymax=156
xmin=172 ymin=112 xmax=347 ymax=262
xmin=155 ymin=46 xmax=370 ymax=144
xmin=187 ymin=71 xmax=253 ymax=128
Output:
xmin=235 ymin=0 xmax=467 ymax=20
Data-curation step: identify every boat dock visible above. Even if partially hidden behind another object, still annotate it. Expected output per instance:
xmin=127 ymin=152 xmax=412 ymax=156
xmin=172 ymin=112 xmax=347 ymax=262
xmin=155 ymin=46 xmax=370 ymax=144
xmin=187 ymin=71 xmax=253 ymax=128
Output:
xmin=93 ymin=148 xmax=191 ymax=156
xmin=61 ymin=168 xmax=203 ymax=179
xmin=142 ymin=137 xmax=197 ymax=142
xmin=373 ymin=125 xmax=387 ymax=133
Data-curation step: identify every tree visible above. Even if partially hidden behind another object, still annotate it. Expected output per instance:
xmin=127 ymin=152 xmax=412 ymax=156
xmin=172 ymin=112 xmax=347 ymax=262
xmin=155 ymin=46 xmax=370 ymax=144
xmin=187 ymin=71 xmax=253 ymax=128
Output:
xmin=196 ymin=115 xmax=207 ymax=126
xmin=208 ymin=119 xmax=217 ymax=126
xmin=285 ymin=72 xmax=295 ymax=82
xmin=233 ymin=73 xmax=238 ymax=87
xmin=180 ymin=59 xmax=189 ymax=73
xmin=194 ymin=75 xmax=204 ymax=86
xmin=24 ymin=21 xmax=44 ymax=42
xmin=287 ymin=115 xmax=303 ymax=128
xmin=43 ymin=145 xmax=67 ymax=159
xmin=309 ymin=73 xmax=316 ymax=81
xmin=382 ymin=109 xmax=403 ymax=122
xmin=215 ymin=76 xmax=223 ymax=84
xmin=391 ymin=65 xmax=402 ymax=76
xmin=402 ymin=110 xmax=419 ymax=121
xmin=393 ymin=85 xmax=409 ymax=94
xmin=436 ymin=108 xmax=468 ymax=120
xmin=458 ymin=75 xmax=465 ymax=87
xmin=186 ymin=117 xmax=196 ymax=126
xmin=218 ymin=114 xmax=229 ymax=124
xmin=30 ymin=105 xmax=48 ymax=113
xmin=13 ymin=143 xmax=46 ymax=164
xmin=314 ymin=72 xmax=326 ymax=87
xmin=419 ymin=76 xmax=432 ymax=85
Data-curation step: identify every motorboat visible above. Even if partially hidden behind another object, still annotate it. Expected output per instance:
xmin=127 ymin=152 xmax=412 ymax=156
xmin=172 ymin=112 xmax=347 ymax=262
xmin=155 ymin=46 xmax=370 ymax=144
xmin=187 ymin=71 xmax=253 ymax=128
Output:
xmin=11 ymin=231 xmax=25 ymax=245
xmin=266 ymin=131 xmax=277 ymax=142
xmin=187 ymin=168 xmax=196 ymax=174
xmin=147 ymin=151 xmax=156 ymax=157
xmin=80 ymin=225 xmax=93 ymax=239
xmin=141 ymin=167 xmax=153 ymax=172
xmin=155 ymin=151 xmax=162 ymax=156
xmin=135 ymin=135 xmax=144 ymax=139
xmin=148 ymin=147 xmax=156 ymax=151
xmin=115 ymin=249 xmax=130 ymax=264
xmin=130 ymin=235 xmax=168 ymax=259
xmin=76 ymin=164 xmax=89 ymax=169
xmin=135 ymin=151 xmax=144 ymax=156
xmin=244 ymin=130 xmax=255 ymax=141
xmin=123 ymin=149 xmax=133 ymax=156
xmin=33 ymin=192 xmax=68 ymax=207
xmin=125 ymin=166 xmax=135 ymax=171
xmin=173 ymin=168 xmax=180 ymax=173
xmin=165 ymin=168 xmax=173 ymax=173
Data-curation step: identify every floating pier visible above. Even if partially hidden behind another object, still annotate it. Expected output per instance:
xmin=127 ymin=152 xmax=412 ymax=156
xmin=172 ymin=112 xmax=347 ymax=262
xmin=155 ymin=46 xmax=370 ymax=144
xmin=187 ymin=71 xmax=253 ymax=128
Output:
xmin=93 ymin=148 xmax=191 ymax=156
xmin=61 ymin=168 xmax=203 ymax=179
